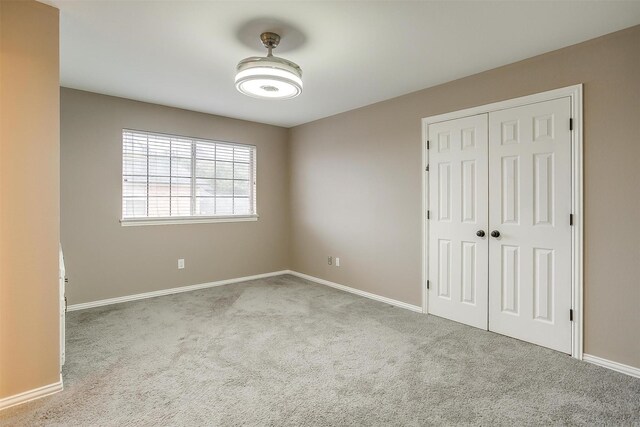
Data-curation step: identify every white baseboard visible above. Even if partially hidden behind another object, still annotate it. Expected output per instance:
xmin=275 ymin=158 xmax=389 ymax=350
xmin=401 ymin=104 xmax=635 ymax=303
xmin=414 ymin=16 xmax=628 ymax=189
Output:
xmin=286 ymin=270 xmax=423 ymax=313
xmin=67 ymin=270 xmax=289 ymax=311
xmin=583 ymin=354 xmax=640 ymax=379
xmin=0 ymin=375 xmax=63 ymax=411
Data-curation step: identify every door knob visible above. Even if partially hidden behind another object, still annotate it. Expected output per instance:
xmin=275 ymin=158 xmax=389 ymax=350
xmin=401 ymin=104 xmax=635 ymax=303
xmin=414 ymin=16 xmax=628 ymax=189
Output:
xmin=491 ymin=230 xmax=501 ymax=238
xmin=476 ymin=230 xmax=485 ymax=237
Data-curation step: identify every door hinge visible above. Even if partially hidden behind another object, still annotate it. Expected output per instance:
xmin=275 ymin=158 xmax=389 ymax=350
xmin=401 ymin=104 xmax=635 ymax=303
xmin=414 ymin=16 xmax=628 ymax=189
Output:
xmin=427 ymin=210 xmax=430 ymax=219
xmin=569 ymin=118 xmax=573 ymax=131
xmin=569 ymin=309 xmax=574 ymax=321
xmin=427 ymin=140 xmax=430 ymax=150
xmin=427 ymin=280 xmax=430 ymax=290
xmin=570 ymin=213 xmax=574 ymax=226
xmin=425 ymin=164 xmax=429 ymax=172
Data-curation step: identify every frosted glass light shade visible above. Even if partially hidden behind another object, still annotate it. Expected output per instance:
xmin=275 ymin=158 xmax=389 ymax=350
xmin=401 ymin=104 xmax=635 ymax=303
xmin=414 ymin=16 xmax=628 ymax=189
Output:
xmin=235 ymin=56 xmax=303 ymax=100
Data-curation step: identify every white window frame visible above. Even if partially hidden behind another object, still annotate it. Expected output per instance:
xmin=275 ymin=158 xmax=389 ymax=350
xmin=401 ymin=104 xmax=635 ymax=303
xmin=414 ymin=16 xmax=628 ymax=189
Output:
xmin=120 ymin=129 xmax=258 ymax=226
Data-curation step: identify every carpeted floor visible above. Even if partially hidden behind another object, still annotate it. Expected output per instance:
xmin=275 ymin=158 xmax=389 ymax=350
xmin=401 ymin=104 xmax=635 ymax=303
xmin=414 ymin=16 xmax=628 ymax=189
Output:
xmin=1 ymin=274 xmax=639 ymax=426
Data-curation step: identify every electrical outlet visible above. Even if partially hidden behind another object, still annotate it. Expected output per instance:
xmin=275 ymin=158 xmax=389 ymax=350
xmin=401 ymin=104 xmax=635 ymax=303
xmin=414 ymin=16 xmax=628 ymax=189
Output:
xmin=178 ymin=259 xmax=185 ymax=269
xmin=335 ymin=257 xmax=340 ymax=267
xmin=328 ymin=256 xmax=332 ymax=266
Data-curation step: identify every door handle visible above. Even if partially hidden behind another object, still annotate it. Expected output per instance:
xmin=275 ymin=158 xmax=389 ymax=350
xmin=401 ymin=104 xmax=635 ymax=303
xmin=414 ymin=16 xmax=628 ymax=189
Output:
xmin=491 ymin=230 xmax=501 ymax=238
xmin=476 ymin=230 xmax=485 ymax=237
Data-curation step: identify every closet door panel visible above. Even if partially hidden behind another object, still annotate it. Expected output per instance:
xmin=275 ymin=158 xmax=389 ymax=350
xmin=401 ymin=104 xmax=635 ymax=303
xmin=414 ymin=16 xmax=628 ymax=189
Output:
xmin=488 ymin=97 xmax=572 ymax=353
xmin=427 ymin=114 xmax=489 ymax=330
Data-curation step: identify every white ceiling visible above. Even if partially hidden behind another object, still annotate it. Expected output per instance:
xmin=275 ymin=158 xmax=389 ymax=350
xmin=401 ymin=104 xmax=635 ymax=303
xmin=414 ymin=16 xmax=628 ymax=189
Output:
xmin=47 ymin=1 xmax=640 ymax=128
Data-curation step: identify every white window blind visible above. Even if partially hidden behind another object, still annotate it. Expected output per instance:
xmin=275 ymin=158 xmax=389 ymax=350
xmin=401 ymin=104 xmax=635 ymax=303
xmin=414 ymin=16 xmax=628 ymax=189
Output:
xmin=122 ymin=129 xmax=256 ymax=221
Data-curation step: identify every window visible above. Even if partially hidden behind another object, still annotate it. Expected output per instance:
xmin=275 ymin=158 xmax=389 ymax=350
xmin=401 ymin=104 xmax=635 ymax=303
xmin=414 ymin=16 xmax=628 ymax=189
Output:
xmin=121 ymin=129 xmax=257 ymax=225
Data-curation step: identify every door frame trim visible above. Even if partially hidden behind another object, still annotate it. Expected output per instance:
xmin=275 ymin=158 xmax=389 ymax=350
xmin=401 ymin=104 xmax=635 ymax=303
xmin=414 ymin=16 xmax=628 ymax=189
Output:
xmin=421 ymin=84 xmax=584 ymax=360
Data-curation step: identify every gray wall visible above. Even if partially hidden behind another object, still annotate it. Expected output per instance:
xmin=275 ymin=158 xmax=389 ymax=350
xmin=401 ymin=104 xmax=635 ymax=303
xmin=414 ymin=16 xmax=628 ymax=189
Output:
xmin=61 ymin=88 xmax=289 ymax=305
xmin=289 ymin=25 xmax=640 ymax=369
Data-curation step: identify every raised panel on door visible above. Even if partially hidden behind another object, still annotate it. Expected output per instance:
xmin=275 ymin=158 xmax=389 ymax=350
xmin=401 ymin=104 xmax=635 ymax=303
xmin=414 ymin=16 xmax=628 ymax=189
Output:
xmin=428 ymin=114 xmax=488 ymax=330
xmin=488 ymin=97 xmax=572 ymax=353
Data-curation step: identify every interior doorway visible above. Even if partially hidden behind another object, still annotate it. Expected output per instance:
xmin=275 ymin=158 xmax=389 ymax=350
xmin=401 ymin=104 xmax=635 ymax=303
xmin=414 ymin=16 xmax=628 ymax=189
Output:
xmin=422 ymin=85 xmax=583 ymax=357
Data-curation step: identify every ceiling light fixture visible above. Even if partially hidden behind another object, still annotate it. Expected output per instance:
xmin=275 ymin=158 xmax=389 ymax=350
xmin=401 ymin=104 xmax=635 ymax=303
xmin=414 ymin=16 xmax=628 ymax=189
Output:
xmin=235 ymin=32 xmax=303 ymax=100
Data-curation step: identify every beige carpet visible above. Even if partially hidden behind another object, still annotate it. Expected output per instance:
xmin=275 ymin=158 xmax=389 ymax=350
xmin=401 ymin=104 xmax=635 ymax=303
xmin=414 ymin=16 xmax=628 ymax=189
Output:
xmin=1 ymin=274 xmax=639 ymax=426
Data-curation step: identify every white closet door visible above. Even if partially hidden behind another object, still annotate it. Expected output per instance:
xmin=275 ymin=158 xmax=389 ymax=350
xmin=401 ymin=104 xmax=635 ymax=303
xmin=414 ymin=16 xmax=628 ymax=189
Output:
xmin=428 ymin=114 xmax=489 ymax=330
xmin=488 ymin=97 xmax=572 ymax=353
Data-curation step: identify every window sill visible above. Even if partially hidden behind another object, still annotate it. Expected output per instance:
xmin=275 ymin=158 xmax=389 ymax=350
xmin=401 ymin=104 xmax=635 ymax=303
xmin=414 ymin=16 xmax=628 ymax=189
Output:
xmin=120 ymin=215 xmax=259 ymax=227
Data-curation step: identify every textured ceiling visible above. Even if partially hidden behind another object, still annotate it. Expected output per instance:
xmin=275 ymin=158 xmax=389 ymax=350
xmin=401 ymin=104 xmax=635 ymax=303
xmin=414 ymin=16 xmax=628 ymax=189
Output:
xmin=47 ymin=1 xmax=640 ymax=127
